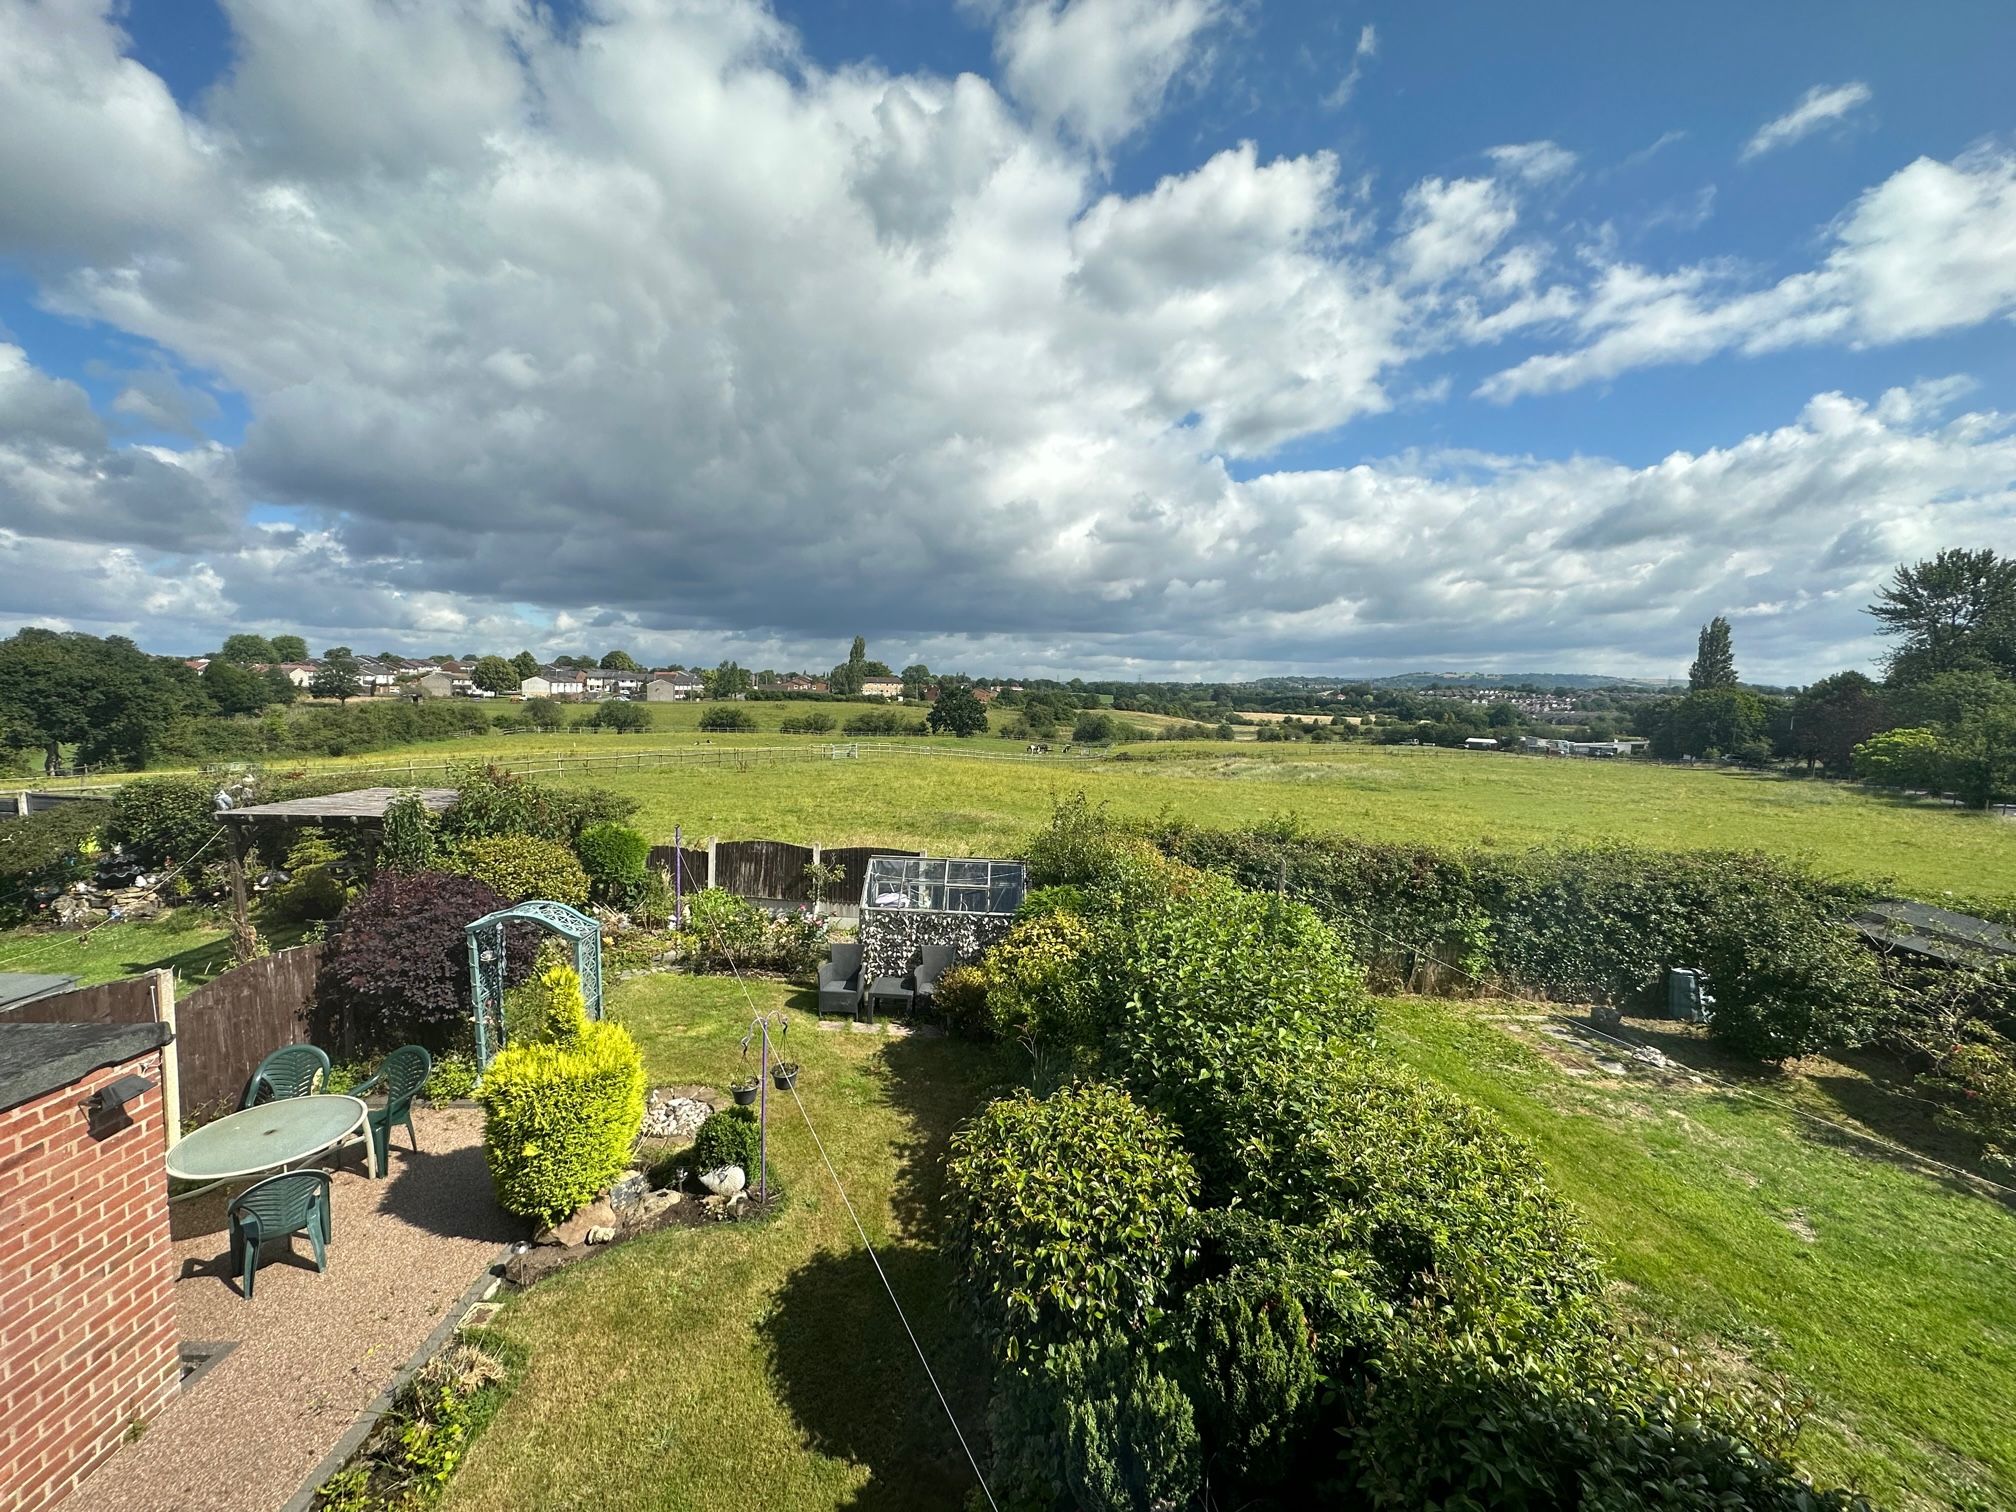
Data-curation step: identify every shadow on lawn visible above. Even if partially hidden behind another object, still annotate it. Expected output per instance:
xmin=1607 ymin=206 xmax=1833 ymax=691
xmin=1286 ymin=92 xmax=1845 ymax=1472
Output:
xmin=760 ymin=1244 xmax=993 ymax=1512
xmin=1581 ymin=1014 xmax=2016 ymax=1209
xmin=760 ymin=1030 xmax=1011 ymax=1510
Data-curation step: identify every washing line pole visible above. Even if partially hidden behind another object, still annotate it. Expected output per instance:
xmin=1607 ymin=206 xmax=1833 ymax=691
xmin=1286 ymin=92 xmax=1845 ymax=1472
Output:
xmin=673 ymin=822 xmax=683 ymax=929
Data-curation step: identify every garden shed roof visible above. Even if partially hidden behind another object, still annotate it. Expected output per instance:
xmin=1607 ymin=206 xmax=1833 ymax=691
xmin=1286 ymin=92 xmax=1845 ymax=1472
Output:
xmin=1853 ymin=899 xmax=2016 ymax=968
xmin=216 ymin=786 xmax=459 ymax=830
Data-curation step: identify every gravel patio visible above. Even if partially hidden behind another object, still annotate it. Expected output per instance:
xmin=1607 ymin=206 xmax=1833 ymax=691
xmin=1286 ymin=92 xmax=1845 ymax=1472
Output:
xmin=67 ymin=1106 xmax=516 ymax=1512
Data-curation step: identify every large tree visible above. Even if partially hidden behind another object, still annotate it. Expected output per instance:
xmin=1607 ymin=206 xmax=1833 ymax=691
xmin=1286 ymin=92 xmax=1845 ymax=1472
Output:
xmin=704 ymin=660 xmax=752 ymax=699
xmin=269 ymin=634 xmax=309 ymax=663
xmin=311 ymin=649 xmax=364 ymax=703
xmin=1787 ymin=671 xmax=1889 ymax=773
xmin=1687 ymin=617 xmax=1738 ymax=691
xmin=0 ymin=628 xmax=203 ymax=773
xmin=1869 ymin=547 xmax=2016 ymax=684
xmin=927 ymin=684 xmax=989 ymax=737
xmin=901 ymin=663 xmax=933 ymax=701
xmin=471 ymin=655 xmax=520 ymax=694
xmin=218 ymin=633 xmax=277 ymax=664
xmin=599 ymin=649 xmax=642 ymax=672
xmin=511 ymin=649 xmax=541 ymax=680
xmin=202 ymin=657 xmax=281 ymax=716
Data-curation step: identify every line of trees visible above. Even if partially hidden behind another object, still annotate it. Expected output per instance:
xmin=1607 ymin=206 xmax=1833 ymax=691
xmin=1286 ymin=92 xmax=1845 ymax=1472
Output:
xmin=1637 ymin=548 xmax=2016 ymax=805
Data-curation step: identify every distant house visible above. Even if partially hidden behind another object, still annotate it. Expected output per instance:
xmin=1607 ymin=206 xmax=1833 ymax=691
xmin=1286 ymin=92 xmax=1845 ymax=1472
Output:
xmin=275 ymin=662 xmax=318 ymax=688
xmin=1566 ymin=739 xmax=1647 ymax=758
xmin=773 ymin=674 xmax=826 ymax=694
xmin=412 ymin=667 xmax=475 ymax=699
xmin=182 ymin=657 xmax=210 ymax=673
xmin=579 ymin=667 xmax=647 ymax=699
xmin=860 ymin=674 xmax=904 ymax=700
xmin=645 ymin=671 xmax=705 ymax=702
xmin=521 ymin=667 xmax=587 ymax=699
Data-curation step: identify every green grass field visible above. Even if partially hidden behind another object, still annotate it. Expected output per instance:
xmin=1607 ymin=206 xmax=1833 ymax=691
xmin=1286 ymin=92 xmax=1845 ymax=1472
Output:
xmin=0 ymin=910 xmax=238 ymax=986
xmin=1381 ymin=997 xmax=2016 ymax=1511
xmin=447 ymin=974 xmax=1015 ymax=1512
xmin=537 ymin=740 xmax=2012 ymax=904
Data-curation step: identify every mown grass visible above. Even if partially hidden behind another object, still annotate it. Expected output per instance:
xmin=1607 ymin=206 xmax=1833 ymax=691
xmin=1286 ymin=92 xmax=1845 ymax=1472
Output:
xmin=0 ymin=908 xmax=238 ymax=986
xmin=1380 ymin=995 xmax=2016 ymax=1512
xmin=445 ymin=974 xmax=1017 ymax=1512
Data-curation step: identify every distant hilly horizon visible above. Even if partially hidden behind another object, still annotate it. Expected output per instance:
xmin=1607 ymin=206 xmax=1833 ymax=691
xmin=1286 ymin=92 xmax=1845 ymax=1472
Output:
xmin=1252 ymin=671 xmax=1685 ymax=691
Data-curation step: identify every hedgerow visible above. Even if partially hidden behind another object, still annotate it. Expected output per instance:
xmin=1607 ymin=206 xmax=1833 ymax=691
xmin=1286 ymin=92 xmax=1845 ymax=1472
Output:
xmin=936 ymin=799 xmax=1870 ymax=1510
xmin=1153 ymin=822 xmax=1881 ymax=1063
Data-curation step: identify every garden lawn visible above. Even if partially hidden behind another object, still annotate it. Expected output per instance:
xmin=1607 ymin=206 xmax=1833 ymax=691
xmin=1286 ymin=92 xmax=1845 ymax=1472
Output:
xmin=0 ymin=908 xmax=235 ymax=986
xmin=1381 ymin=995 xmax=2016 ymax=1512
xmin=445 ymin=973 xmax=1018 ymax=1512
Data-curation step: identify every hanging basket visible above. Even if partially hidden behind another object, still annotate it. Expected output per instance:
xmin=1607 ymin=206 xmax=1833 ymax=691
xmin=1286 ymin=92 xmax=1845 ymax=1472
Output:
xmin=771 ymin=1061 xmax=800 ymax=1091
xmin=731 ymin=1076 xmax=761 ymax=1107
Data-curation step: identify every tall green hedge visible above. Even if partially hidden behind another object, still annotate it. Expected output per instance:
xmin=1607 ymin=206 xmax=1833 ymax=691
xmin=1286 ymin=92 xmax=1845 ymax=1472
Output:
xmin=1153 ymin=824 xmax=1881 ymax=1062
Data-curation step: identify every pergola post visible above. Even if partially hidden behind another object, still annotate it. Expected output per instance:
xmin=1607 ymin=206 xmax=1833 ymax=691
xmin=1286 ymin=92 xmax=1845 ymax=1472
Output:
xmin=225 ymin=827 xmax=259 ymax=965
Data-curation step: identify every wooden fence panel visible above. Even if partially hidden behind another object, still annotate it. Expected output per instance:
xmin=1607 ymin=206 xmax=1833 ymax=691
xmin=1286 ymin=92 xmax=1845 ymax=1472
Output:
xmin=0 ymin=974 xmax=156 ymax=1025
xmin=173 ymin=943 xmax=324 ymax=1119
xmin=648 ymin=845 xmax=711 ymax=890
xmin=819 ymin=847 xmax=920 ymax=908
xmin=715 ymin=840 xmax=816 ymax=902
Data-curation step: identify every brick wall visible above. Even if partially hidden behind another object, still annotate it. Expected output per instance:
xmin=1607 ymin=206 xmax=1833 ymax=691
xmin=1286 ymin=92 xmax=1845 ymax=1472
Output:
xmin=0 ymin=1051 xmax=180 ymax=1512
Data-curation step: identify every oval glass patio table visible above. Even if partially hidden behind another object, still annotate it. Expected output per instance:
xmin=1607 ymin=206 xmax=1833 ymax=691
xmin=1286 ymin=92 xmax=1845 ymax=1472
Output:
xmin=165 ymin=1094 xmax=376 ymax=1201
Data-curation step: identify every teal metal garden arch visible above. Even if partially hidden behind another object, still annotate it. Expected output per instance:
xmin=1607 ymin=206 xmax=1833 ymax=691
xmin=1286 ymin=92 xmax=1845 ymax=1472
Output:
xmin=465 ymin=900 xmax=603 ymax=1068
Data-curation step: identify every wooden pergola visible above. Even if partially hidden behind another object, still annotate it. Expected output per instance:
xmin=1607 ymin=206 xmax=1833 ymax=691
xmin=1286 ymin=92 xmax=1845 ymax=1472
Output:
xmin=216 ymin=787 xmax=458 ymax=958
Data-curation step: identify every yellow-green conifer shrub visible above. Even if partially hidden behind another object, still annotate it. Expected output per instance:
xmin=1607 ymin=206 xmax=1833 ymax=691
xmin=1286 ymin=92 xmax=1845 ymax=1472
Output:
xmin=478 ymin=956 xmax=644 ymax=1226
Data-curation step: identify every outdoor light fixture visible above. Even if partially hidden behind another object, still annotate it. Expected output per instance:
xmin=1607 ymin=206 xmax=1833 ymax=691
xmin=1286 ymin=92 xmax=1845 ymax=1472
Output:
xmin=87 ymin=1073 xmax=155 ymax=1118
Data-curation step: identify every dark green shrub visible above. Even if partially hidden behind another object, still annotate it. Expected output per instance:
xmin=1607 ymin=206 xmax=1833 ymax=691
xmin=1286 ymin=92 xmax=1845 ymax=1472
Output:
xmin=944 ymin=1083 xmax=1196 ymax=1363
xmin=698 ymin=706 xmax=756 ymax=732
xmin=1348 ymin=1322 xmax=1872 ymax=1511
xmin=0 ymin=802 xmax=101 ymax=923
xmin=576 ymin=821 xmax=650 ymax=897
xmin=379 ymin=791 xmax=437 ymax=873
xmin=1177 ymin=1265 xmax=1319 ymax=1487
xmin=840 ymin=708 xmax=904 ymax=736
xmin=263 ymin=835 xmax=351 ymax=923
xmin=592 ymin=700 xmax=650 ymax=733
xmin=449 ymin=834 xmax=590 ymax=906
xmin=440 ymin=765 xmax=637 ymax=846
xmin=1156 ymin=824 xmax=1881 ymax=1063
xmin=931 ymin=963 xmax=994 ymax=1038
xmin=691 ymin=1105 xmax=762 ymax=1177
xmin=107 ymin=776 xmax=218 ymax=872
xmin=778 ymin=711 xmax=836 ymax=734
xmin=986 ymin=1333 xmax=1202 ymax=1512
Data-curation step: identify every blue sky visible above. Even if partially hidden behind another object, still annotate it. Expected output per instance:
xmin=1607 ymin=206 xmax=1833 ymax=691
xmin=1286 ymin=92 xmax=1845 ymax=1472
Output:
xmin=1 ymin=0 xmax=2013 ymax=680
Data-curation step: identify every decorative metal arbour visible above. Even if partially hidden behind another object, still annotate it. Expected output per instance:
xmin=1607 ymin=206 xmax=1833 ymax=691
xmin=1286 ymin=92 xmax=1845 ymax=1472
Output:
xmin=859 ymin=855 xmax=1027 ymax=915
xmin=465 ymin=900 xmax=604 ymax=1068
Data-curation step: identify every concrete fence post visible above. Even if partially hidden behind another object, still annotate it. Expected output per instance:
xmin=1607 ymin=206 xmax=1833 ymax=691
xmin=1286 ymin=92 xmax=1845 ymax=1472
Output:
xmin=153 ymin=968 xmax=181 ymax=1146
xmin=707 ymin=837 xmax=717 ymax=890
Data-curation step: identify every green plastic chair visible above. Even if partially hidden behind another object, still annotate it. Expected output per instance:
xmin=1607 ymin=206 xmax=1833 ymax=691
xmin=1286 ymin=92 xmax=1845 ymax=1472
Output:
xmin=240 ymin=1044 xmax=331 ymax=1110
xmin=355 ymin=1045 xmax=431 ymax=1169
xmin=227 ymin=1170 xmax=332 ymax=1300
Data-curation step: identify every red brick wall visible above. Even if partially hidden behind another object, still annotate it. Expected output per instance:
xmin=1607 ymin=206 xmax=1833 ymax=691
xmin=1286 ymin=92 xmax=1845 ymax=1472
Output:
xmin=0 ymin=1051 xmax=180 ymax=1512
